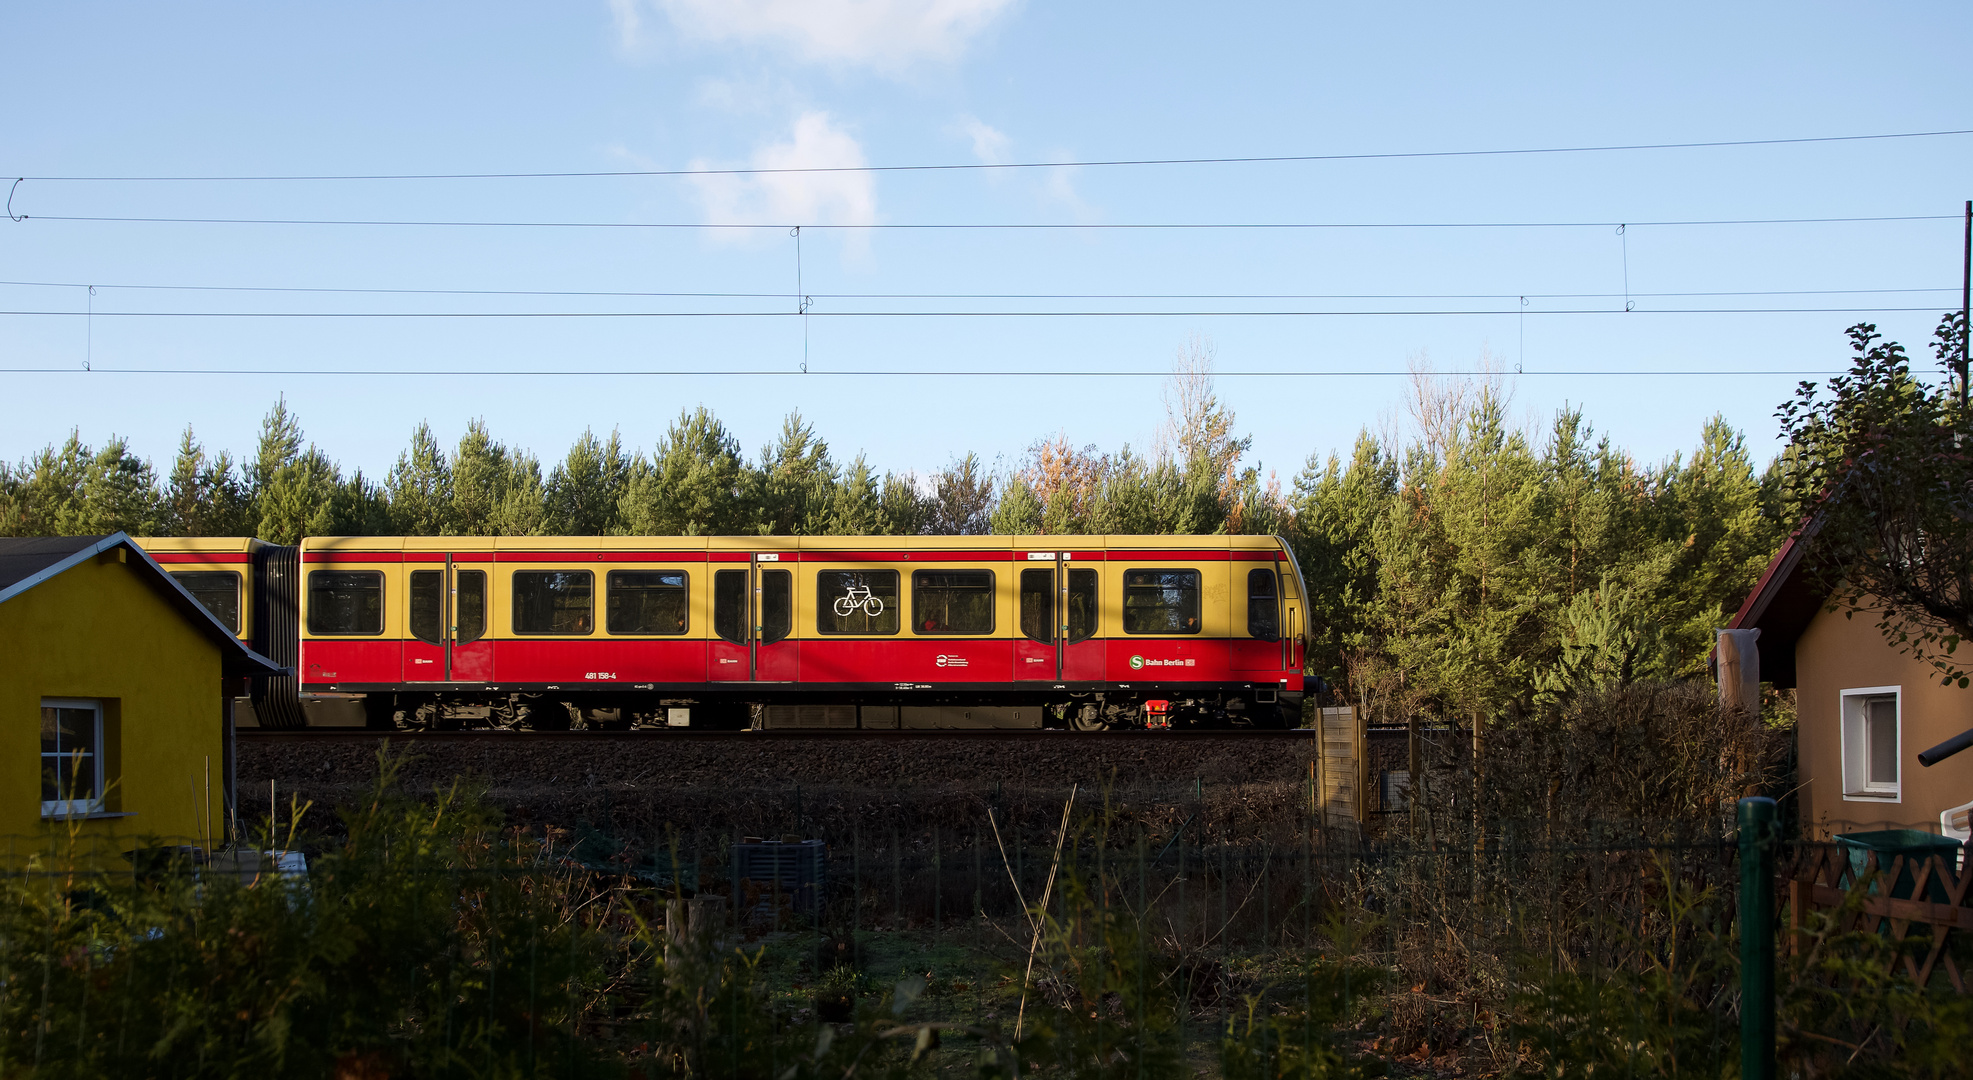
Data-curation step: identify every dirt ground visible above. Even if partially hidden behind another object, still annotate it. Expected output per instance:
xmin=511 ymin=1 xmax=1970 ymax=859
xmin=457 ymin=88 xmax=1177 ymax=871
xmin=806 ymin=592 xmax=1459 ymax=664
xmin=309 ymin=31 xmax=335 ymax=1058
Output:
xmin=236 ymin=730 xmax=1326 ymax=853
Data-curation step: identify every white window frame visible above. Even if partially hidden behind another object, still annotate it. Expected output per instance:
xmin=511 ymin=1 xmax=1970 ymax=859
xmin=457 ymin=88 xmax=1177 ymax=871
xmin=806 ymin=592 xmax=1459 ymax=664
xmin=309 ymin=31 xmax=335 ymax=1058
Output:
xmin=40 ymin=697 xmax=105 ymax=818
xmin=1840 ymin=685 xmax=1901 ymax=802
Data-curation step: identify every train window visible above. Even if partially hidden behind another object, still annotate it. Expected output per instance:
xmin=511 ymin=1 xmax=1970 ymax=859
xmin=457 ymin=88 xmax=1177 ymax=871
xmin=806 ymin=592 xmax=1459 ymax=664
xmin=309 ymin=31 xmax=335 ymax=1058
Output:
xmin=512 ymin=570 xmax=594 ymax=635
xmin=913 ymin=570 xmax=994 ymax=634
xmin=306 ymin=570 xmax=383 ymax=635
xmin=761 ymin=569 xmax=792 ymax=644
xmin=1019 ymin=569 xmax=1052 ymax=643
xmin=713 ymin=569 xmax=746 ymax=644
xmin=608 ymin=570 xmax=689 ymax=635
xmin=1123 ymin=569 xmax=1201 ymax=635
xmin=1247 ymin=568 xmax=1280 ymax=641
xmin=1066 ymin=568 xmax=1097 ymax=643
xmin=409 ymin=570 xmax=444 ymax=644
xmin=169 ymin=570 xmax=241 ymax=633
xmin=816 ymin=569 xmax=898 ymax=635
xmin=456 ymin=570 xmax=486 ymax=644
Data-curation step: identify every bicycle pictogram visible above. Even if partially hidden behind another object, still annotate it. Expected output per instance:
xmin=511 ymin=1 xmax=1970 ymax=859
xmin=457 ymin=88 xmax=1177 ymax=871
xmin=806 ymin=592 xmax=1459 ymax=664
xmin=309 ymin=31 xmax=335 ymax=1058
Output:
xmin=833 ymin=583 xmax=885 ymax=618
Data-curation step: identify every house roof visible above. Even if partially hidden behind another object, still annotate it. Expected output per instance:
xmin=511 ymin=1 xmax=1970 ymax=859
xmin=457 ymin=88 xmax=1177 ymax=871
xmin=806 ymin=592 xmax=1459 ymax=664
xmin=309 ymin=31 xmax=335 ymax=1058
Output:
xmin=1725 ymin=519 xmax=1828 ymax=689
xmin=0 ymin=533 xmax=286 ymax=679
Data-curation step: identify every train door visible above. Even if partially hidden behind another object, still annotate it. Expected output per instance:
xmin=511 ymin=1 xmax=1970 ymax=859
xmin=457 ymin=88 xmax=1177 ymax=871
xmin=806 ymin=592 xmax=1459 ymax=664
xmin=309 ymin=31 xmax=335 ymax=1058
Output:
xmin=708 ymin=555 xmax=796 ymax=682
xmin=1060 ymin=555 xmax=1103 ymax=681
xmin=1015 ymin=553 xmax=1060 ymax=682
xmin=1014 ymin=553 xmax=1102 ymax=682
xmin=1231 ymin=563 xmax=1282 ymax=671
xmin=403 ymin=556 xmax=491 ymax=683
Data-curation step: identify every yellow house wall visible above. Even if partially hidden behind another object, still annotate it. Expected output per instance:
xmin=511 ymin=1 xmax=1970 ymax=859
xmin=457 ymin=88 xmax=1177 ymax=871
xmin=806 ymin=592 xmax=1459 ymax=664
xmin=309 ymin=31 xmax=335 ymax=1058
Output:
xmin=0 ymin=556 xmax=225 ymax=852
xmin=1795 ymin=603 xmax=1973 ymax=836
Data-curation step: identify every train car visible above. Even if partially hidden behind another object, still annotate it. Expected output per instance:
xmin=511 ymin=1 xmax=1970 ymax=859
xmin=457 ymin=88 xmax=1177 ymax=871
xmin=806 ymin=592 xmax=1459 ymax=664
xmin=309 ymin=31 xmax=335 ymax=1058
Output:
xmin=138 ymin=534 xmax=1307 ymax=731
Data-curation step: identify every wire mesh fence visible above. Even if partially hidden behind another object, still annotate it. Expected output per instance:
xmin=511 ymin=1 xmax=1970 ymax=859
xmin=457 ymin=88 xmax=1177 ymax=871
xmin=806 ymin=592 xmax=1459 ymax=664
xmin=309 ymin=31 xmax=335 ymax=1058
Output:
xmin=2 ymin=775 xmax=1968 ymax=1077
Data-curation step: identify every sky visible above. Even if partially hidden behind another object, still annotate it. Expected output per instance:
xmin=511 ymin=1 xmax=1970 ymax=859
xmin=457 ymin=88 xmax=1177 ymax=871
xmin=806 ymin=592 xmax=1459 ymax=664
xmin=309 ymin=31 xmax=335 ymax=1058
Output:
xmin=3 ymin=2 xmax=1970 ymax=487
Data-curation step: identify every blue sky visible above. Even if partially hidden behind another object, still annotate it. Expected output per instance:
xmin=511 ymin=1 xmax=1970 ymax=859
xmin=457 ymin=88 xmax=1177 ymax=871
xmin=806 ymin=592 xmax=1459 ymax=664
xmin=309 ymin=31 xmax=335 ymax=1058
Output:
xmin=3 ymin=2 xmax=1969 ymax=487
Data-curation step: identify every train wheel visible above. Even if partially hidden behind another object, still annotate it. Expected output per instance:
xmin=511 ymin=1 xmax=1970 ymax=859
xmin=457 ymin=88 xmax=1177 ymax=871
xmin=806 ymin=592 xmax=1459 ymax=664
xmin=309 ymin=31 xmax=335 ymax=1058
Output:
xmin=1070 ymin=704 xmax=1106 ymax=731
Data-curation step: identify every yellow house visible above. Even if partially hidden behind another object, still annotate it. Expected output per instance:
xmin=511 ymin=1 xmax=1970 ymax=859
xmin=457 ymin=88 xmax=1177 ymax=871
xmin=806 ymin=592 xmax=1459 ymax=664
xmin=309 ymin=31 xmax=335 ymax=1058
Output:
xmin=1 ymin=533 xmax=283 ymax=856
xmin=1730 ymin=531 xmax=1973 ymax=840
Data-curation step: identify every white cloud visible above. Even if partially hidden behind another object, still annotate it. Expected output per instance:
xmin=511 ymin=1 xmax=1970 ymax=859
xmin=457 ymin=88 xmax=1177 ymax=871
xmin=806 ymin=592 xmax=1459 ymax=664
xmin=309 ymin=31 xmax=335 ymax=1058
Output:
xmin=958 ymin=116 xmax=1010 ymax=164
xmin=650 ymin=0 xmax=1015 ymax=72
xmin=690 ymin=112 xmax=878 ymax=252
xmin=607 ymin=0 xmax=644 ymax=46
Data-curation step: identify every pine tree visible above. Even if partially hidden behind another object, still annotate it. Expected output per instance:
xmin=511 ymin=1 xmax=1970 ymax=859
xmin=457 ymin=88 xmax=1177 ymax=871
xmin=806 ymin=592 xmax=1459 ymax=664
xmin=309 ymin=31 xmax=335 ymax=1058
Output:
xmin=5 ymin=433 xmax=93 ymax=535
xmin=1087 ymin=448 xmax=1159 ymax=534
xmin=876 ymin=472 xmax=930 ymax=535
xmin=543 ymin=429 xmax=630 ymax=536
xmin=1291 ymin=433 xmax=1399 ymax=693
xmin=452 ymin=420 xmax=545 ymax=537
xmin=928 ymin=453 xmax=995 ymax=535
xmin=821 ymin=455 xmax=883 ymax=535
xmin=752 ymin=412 xmax=838 ymax=535
xmin=619 ymin=407 xmax=749 ymax=536
xmin=385 ymin=422 xmax=454 ymax=536
xmin=162 ymin=428 xmax=252 ymax=537
xmin=255 ymin=447 xmax=343 ymax=543
xmin=989 ymin=477 xmax=1044 ymax=534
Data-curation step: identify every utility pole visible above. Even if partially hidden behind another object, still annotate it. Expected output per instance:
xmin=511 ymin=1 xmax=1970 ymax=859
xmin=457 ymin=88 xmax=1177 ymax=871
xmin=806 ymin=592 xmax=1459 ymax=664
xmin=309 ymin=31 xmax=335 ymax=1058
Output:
xmin=1961 ymin=199 xmax=1970 ymax=409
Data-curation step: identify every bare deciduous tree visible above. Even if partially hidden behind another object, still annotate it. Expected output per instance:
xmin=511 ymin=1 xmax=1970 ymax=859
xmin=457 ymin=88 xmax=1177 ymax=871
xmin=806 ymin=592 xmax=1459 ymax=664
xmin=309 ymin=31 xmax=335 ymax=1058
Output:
xmin=1157 ymin=335 xmax=1251 ymax=496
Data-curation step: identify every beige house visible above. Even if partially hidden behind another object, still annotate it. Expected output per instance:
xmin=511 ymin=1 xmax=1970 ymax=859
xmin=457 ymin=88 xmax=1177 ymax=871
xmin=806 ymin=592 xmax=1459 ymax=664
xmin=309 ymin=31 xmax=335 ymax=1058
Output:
xmin=1730 ymin=534 xmax=1973 ymax=840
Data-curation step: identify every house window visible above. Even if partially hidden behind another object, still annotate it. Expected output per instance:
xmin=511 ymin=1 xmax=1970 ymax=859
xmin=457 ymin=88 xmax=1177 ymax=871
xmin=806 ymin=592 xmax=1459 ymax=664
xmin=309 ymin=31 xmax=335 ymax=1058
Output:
xmin=1841 ymin=687 xmax=1901 ymax=800
xmin=41 ymin=698 xmax=104 ymax=817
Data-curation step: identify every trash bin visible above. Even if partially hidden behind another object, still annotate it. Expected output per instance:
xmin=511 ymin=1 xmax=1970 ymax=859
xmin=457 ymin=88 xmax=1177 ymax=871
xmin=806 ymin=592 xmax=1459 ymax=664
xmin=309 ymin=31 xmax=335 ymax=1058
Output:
xmin=1836 ymin=830 xmax=1964 ymax=903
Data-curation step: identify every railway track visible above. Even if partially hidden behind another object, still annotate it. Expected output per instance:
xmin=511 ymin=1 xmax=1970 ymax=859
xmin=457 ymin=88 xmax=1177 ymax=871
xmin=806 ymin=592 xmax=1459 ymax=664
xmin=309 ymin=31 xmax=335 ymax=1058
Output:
xmin=237 ymin=728 xmax=1321 ymax=741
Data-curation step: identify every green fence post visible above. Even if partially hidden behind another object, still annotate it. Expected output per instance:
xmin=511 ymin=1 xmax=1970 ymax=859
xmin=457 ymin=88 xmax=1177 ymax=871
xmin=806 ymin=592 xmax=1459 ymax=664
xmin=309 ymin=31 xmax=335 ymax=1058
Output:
xmin=1738 ymin=796 xmax=1776 ymax=1080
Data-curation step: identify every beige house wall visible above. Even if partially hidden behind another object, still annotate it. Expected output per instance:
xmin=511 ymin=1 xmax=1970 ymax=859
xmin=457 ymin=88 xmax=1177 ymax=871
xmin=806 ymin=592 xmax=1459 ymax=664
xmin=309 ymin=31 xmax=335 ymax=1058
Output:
xmin=1795 ymin=604 xmax=1973 ymax=836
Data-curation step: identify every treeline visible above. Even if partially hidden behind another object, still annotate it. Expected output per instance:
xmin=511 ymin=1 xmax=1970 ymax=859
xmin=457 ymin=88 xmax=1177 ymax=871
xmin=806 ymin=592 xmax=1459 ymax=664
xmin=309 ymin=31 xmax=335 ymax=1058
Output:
xmin=0 ymin=367 xmax=1784 ymax=721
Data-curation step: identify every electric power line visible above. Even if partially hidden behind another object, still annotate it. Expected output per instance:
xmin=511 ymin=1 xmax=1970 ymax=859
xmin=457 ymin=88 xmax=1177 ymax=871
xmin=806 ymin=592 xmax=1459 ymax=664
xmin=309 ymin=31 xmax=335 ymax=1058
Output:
xmin=10 ymin=127 xmax=1971 ymax=182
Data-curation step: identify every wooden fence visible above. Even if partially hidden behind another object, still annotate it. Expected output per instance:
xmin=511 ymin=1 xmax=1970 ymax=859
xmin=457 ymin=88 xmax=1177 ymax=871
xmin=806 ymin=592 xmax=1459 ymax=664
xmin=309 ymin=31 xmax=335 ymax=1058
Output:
xmin=1784 ymin=843 xmax=1972 ymax=992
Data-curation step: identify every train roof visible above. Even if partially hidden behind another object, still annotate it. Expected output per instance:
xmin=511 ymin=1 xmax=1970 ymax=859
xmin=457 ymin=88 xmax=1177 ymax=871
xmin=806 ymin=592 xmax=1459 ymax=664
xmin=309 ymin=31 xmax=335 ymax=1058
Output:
xmin=130 ymin=536 xmax=269 ymax=554
xmin=294 ymin=534 xmax=1294 ymax=553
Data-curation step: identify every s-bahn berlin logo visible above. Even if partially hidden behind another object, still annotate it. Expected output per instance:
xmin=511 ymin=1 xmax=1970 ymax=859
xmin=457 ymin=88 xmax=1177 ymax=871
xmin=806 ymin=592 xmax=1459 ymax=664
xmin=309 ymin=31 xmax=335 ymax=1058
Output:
xmin=1130 ymin=655 xmax=1193 ymax=670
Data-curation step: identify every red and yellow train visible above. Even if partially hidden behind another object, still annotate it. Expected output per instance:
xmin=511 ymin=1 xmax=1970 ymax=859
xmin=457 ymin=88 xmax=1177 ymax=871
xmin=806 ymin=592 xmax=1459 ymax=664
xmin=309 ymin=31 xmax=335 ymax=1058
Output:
xmin=134 ymin=534 xmax=1308 ymax=731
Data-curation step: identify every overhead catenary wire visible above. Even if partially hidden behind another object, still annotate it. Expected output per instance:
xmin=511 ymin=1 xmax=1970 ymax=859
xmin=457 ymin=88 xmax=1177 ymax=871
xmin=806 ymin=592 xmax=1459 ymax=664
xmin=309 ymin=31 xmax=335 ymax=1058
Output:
xmin=8 ymin=212 xmax=1957 ymax=230
xmin=0 ymin=278 xmax=1958 ymax=301
xmin=0 ymin=366 xmax=1853 ymax=378
xmin=0 ymin=305 xmax=1950 ymax=318
xmin=10 ymin=127 xmax=1971 ymax=182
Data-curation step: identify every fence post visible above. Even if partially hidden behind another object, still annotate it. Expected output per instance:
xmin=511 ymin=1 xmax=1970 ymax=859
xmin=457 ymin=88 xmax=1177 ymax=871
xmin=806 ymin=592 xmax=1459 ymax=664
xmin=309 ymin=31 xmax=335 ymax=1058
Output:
xmin=1738 ymin=796 xmax=1776 ymax=1080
